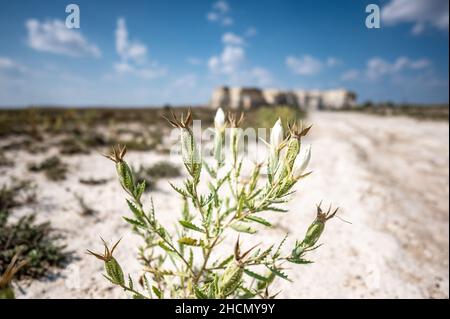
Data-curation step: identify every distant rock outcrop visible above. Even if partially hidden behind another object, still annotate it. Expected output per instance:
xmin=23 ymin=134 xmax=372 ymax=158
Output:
xmin=210 ymin=86 xmax=357 ymax=110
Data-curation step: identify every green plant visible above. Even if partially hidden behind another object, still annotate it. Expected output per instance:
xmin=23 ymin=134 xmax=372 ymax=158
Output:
xmin=89 ymin=108 xmax=337 ymax=299
xmin=0 ymin=181 xmax=69 ymax=283
xmin=0 ymin=209 xmax=69 ymax=280
xmin=0 ymin=179 xmax=35 ymax=211
xmin=59 ymin=137 xmax=89 ymax=155
xmin=28 ymin=156 xmax=68 ymax=181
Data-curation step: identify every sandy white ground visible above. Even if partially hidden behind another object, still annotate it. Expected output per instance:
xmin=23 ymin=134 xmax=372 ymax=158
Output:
xmin=2 ymin=111 xmax=448 ymax=299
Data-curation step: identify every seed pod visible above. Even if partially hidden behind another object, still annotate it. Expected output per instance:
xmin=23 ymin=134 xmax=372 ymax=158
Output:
xmin=218 ymin=262 xmax=243 ymax=297
xmin=87 ymin=238 xmax=124 ymax=286
xmin=275 ymin=136 xmax=300 ymax=183
xmin=293 ymin=203 xmax=338 ymax=257
xmin=105 ymin=257 xmax=125 ymax=286
xmin=116 ymin=160 xmax=134 ymax=195
xmin=301 ymin=220 xmax=325 ymax=249
xmin=180 ymin=128 xmax=202 ymax=180
xmin=285 ymin=137 xmax=300 ymax=171
xmin=229 ymin=127 xmax=241 ymax=166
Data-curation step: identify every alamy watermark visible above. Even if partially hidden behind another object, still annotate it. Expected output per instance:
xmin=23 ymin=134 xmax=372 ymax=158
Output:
xmin=65 ymin=4 xmax=80 ymax=29
xmin=365 ymin=4 xmax=380 ymax=29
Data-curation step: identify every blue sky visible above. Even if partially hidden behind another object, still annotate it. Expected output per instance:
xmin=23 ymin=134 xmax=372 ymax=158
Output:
xmin=0 ymin=0 xmax=448 ymax=107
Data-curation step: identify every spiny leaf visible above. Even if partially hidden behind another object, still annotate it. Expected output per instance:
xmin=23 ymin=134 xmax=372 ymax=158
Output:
xmin=230 ymin=222 xmax=257 ymax=234
xmin=216 ymin=254 xmax=234 ymax=268
xmin=266 ymin=206 xmax=288 ymax=213
xmin=255 ymin=245 xmax=274 ymax=262
xmin=142 ymin=274 xmax=152 ymax=296
xmin=266 ymin=266 xmax=292 ymax=282
xmin=202 ymin=160 xmax=216 ymax=178
xmin=188 ymin=248 xmax=194 ymax=267
xmin=287 ymin=257 xmax=314 ymax=264
xmin=152 ymin=286 xmax=162 ymax=299
xmin=128 ymin=274 xmax=134 ymax=290
xmin=244 ymin=269 xmax=269 ymax=282
xmin=179 ymin=220 xmax=205 ymax=233
xmin=245 ymin=215 xmax=272 ymax=227
xmin=126 ymin=199 xmax=144 ymax=220
xmin=158 ymin=241 xmax=175 ymax=253
xmin=274 ymin=233 xmax=288 ymax=258
xmin=169 ymin=182 xmax=189 ymax=197
xmin=194 ymin=285 xmax=208 ymax=299
xmin=239 ymin=286 xmax=257 ymax=298
xmin=123 ymin=216 xmax=145 ymax=228
xmin=134 ymin=181 xmax=146 ymax=200
xmin=200 ymin=193 xmax=215 ymax=207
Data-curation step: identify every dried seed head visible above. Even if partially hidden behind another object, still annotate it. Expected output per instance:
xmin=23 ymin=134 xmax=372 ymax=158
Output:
xmin=295 ymin=202 xmax=338 ymax=253
xmin=0 ymin=252 xmax=28 ymax=290
xmin=227 ymin=112 xmax=245 ymax=128
xmin=316 ymin=201 xmax=339 ymax=223
xmin=87 ymin=238 xmax=125 ymax=285
xmin=103 ymin=145 xmax=127 ymax=163
xmin=288 ymin=121 xmax=312 ymax=140
xmin=87 ymin=237 xmax=122 ymax=262
xmin=234 ymin=236 xmax=259 ymax=264
xmin=163 ymin=108 xmax=193 ymax=129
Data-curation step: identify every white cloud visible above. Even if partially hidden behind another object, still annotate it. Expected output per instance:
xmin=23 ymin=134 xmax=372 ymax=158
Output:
xmin=173 ymin=74 xmax=197 ymax=89
xmin=187 ymin=57 xmax=202 ymax=65
xmin=207 ymin=12 xmax=219 ymax=22
xmin=341 ymin=69 xmax=359 ymax=81
xmin=207 ymin=1 xmax=233 ymax=26
xmin=250 ymin=67 xmax=273 ymax=86
xmin=116 ymin=17 xmax=147 ymax=64
xmin=0 ymin=57 xmax=19 ymax=70
xmin=366 ymin=56 xmax=431 ymax=79
xmin=0 ymin=57 xmax=29 ymax=75
xmin=286 ymin=55 xmax=341 ymax=76
xmin=25 ymin=19 xmax=101 ymax=57
xmin=222 ymin=17 xmax=234 ymax=26
xmin=244 ymin=27 xmax=258 ymax=37
xmin=112 ymin=18 xmax=165 ymax=79
xmin=326 ymin=57 xmax=341 ymax=67
xmin=208 ymin=45 xmax=245 ymax=75
xmin=208 ymin=24 xmax=273 ymax=87
xmin=222 ymin=32 xmax=245 ymax=45
xmin=382 ymin=0 xmax=449 ymax=35
xmin=286 ymin=55 xmax=323 ymax=75
xmin=213 ymin=0 xmax=230 ymax=13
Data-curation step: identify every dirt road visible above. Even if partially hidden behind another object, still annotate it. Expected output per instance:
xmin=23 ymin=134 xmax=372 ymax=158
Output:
xmin=6 ymin=111 xmax=449 ymax=298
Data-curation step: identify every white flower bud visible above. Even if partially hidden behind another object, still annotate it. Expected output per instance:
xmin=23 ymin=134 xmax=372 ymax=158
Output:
xmin=292 ymin=144 xmax=311 ymax=179
xmin=214 ymin=108 xmax=225 ymax=131
xmin=267 ymin=118 xmax=284 ymax=178
xmin=270 ymin=118 xmax=283 ymax=150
